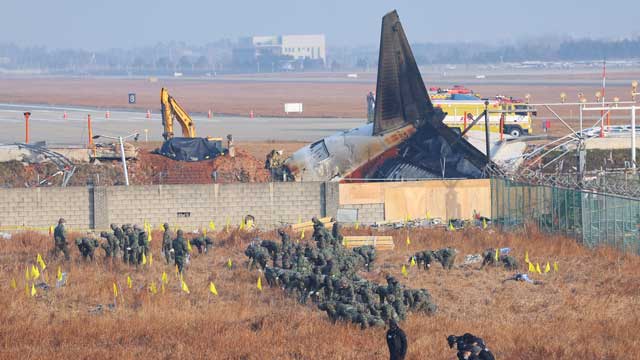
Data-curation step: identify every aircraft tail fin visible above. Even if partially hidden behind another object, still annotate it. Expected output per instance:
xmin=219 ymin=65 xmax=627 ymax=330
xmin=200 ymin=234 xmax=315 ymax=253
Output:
xmin=373 ymin=10 xmax=435 ymax=135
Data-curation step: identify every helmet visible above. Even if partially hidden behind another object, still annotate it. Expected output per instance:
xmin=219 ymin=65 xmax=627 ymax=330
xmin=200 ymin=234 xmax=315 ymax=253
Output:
xmin=177 ymin=229 xmax=184 ymax=236
xmin=100 ymin=231 xmax=108 ymax=237
xmin=163 ymin=222 xmax=170 ymax=229
xmin=110 ymin=223 xmax=117 ymax=230
xmin=58 ymin=218 xmax=66 ymax=224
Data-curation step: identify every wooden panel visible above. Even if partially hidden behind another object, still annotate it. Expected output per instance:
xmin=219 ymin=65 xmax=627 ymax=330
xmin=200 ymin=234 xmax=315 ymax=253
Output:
xmin=342 ymin=235 xmax=395 ymax=250
xmin=339 ymin=182 xmax=385 ymax=205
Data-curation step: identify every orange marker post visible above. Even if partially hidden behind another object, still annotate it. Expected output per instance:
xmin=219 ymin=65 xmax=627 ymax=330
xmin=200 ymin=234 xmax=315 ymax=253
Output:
xmin=87 ymin=114 xmax=93 ymax=146
xmin=24 ymin=112 xmax=31 ymax=144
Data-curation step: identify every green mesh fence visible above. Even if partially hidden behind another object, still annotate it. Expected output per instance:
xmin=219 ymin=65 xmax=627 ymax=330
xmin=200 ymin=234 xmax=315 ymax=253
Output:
xmin=491 ymin=178 xmax=640 ymax=254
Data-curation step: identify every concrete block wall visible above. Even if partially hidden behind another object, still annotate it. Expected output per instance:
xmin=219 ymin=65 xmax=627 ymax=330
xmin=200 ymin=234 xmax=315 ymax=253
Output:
xmin=339 ymin=203 xmax=385 ymax=225
xmin=0 ymin=187 xmax=91 ymax=229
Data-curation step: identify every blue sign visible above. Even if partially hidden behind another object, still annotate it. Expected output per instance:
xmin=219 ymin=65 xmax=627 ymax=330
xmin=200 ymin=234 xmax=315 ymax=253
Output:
xmin=128 ymin=93 xmax=136 ymax=104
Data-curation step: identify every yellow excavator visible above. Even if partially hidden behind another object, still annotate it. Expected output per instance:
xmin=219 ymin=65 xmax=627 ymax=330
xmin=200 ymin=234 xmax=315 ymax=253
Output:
xmin=160 ymin=87 xmax=198 ymax=140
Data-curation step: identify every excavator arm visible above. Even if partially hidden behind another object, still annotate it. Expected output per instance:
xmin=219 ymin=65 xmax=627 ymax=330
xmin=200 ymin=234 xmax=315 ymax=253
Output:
xmin=160 ymin=87 xmax=197 ymax=140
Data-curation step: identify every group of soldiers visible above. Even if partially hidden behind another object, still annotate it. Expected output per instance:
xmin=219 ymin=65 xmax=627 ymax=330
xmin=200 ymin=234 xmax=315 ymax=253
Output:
xmin=409 ymin=248 xmax=458 ymax=270
xmin=244 ymin=217 xmax=437 ymax=329
xmin=52 ymin=218 xmax=213 ymax=273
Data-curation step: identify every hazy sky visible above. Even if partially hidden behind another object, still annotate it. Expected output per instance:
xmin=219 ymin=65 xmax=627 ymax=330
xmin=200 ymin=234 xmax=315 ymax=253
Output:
xmin=2 ymin=0 xmax=638 ymax=50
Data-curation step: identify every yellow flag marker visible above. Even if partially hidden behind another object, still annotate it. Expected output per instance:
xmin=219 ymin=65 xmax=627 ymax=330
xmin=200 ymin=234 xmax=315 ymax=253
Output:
xmin=142 ymin=253 xmax=147 ymax=265
xmin=57 ymin=266 xmax=62 ymax=281
xmin=494 ymin=248 xmax=500 ymax=262
xmin=49 ymin=225 xmax=54 ymax=236
xmin=10 ymin=278 xmax=17 ymax=289
xmin=401 ymin=264 xmax=408 ymax=278
xmin=127 ymin=276 xmax=132 ymax=289
xmin=181 ymin=279 xmax=190 ymax=294
xmin=300 ymin=229 xmax=305 ymax=241
xmin=257 ymin=276 xmax=263 ymax=291
xmin=31 ymin=283 xmax=36 ymax=297
xmin=209 ymin=282 xmax=218 ymax=296
xmin=354 ymin=221 xmax=360 ymax=230
xmin=36 ymin=253 xmax=46 ymax=270
xmin=406 ymin=235 xmax=411 ymax=246
xmin=528 ymin=262 xmax=535 ymax=273
xmin=113 ymin=283 xmax=118 ymax=298
xmin=150 ymin=282 xmax=158 ymax=294
xmin=553 ymin=261 xmax=559 ymax=273
xmin=448 ymin=222 xmax=455 ymax=231
xmin=227 ymin=258 xmax=233 ymax=269
xmin=297 ymin=215 xmax=302 ymax=224
xmin=149 ymin=253 xmax=153 ymax=266
xmin=225 ymin=218 xmax=230 ymax=233
xmin=535 ymin=263 xmax=542 ymax=274
xmin=175 ymin=265 xmax=180 ymax=276
xmin=148 ymin=231 xmax=152 ymax=242
xmin=209 ymin=220 xmax=216 ymax=231
xmin=482 ymin=218 xmax=487 ymax=229
xmin=410 ymin=257 xmax=416 ymax=267
xmin=544 ymin=262 xmax=551 ymax=273
xmin=186 ymin=238 xmax=192 ymax=252
xmin=161 ymin=223 xmax=166 ymax=231
xmin=162 ymin=272 xmax=168 ymax=284
xmin=426 ymin=211 xmax=431 ymax=219
xmin=525 ymin=251 xmax=530 ymax=264
xmin=203 ymin=228 xmax=207 ymax=238
xmin=31 ymin=265 xmax=40 ymax=280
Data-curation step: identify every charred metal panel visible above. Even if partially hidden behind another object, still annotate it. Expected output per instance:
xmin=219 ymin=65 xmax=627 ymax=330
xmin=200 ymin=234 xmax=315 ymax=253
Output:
xmin=373 ymin=10 xmax=434 ymax=135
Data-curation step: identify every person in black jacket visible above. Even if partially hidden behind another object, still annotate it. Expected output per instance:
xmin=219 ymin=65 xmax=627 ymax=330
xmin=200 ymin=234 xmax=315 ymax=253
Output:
xmin=386 ymin=319 xmax=407 ymax=360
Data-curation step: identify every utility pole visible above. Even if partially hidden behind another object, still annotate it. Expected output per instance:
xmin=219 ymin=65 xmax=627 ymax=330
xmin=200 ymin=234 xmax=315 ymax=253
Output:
xmin=24 ymin=112 xmax=31 ymax=144
xmin=483 ymin=100 xmax=490 ymax=162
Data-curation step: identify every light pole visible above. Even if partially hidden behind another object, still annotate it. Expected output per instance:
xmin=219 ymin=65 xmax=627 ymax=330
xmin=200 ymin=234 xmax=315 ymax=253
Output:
xmin=93 ymin=132 xmax=139 ymax=186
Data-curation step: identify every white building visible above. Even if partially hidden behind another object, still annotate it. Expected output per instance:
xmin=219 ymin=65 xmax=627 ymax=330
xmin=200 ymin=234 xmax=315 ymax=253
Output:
xmin=233 ymin=34 xmax=326 ymax=67
xmin=281 ymin=35 xmax=326 ymax=61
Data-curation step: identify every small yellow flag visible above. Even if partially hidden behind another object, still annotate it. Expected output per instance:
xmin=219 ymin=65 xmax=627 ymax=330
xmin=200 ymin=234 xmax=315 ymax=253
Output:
xmin=209 ymin=220 xmax=216 ymax=231
xmin=297 ymin=215 xmax=302 ymax=224
xmin=113 ymin=283 xmax=118 ymax=298
xmin=175 ymin=265 xmax=180 ymax=276
xmin=162 ymin=272 xmax=168 ymax=284
xmin=300 ymin=229 xmax=305 ymax=241
xmin=149 ymin=282 xmax=158 ymax=294
xmin=482 ymin=218 xmax=487 ymax=229
xmin=148 ymin=232 xmax=152 ymax=242
xmin=25 ymin=267 xmax=30 ymax=281
xmin=535 ymin=263 xmax=542 ymax=274
xmin=36 ymin=253 xmax=46 ymax=270
xmin=544 ymin=262 xmax=551 ymax=273
xmin=410 ymin=257 xmax=416 ymax=267
xmin=161 ymin=223 xmax=167 ymax=231
xmin=354 ymin=221 xmax=360 ymax=230
xmin=528 ymin=262 xmax=535 ymax=273
xmin=525 ymin=251 xmax=530 ymax=264
xmin=203 ymin=228 xmax=207 ymax=237
xmin=553 ymin=261 xmax=559 ymax=273
xmin=57 ymin=266 xmax=62 ymax=281
xmin=186 ymin=238 xmax=192 ymax=252
xmin=181 ymin=279 xmax=190 ymax=294
xmin=209 ymin=281 xmax=218 ymax=296
xmin=257 ymin=276 xmax=263 ymax=291
xmin=31 ymin=283 xmax=36 ymax=297
xmin=142 ymin=253 xmax=147 ymax=265
xmin=405 ymin=235 xmax=411 ymax=246
xmin=495 ymin=248 xmax=500 ymax=262
xmin=227 ymin=258 xmax=233 ymax=269
xmin=225 ymin=218 xmax=230 ymax=233
xmin=127 ymin=276 xmax=132 ymax=289
xmin=49 ymin=225 xmax=54 ymax=235
xmin=10 ymin=278 xmax=17 ymax=289
xmin=31 ymin=265 xmax=40 ymax=280
xmin=426 ymin=211 xmax=431 ymax=219
xmin=448 ymin=222 xmax=455 ymax=231
xmin=149 ymin=253 xmax=153 ymax=266
xmin=401 ymin=264 xmax=408 ymax=277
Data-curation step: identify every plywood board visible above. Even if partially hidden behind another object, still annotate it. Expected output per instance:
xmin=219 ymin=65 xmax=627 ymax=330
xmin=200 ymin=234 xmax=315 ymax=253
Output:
xmin=339 ymin=182 xmax=384 ymax=205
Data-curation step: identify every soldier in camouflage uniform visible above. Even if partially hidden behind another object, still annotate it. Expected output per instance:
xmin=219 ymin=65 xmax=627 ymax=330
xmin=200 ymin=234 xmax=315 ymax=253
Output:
xmin=99 ymin=231 xmax=119 ymax=259
xmin=172 ymin=229 xmax=188 ymax=273
xmin=433 ymin=248 xmax=457 ymax=269
xmin=111 ymin=223 xmax=126 ymax=252
xmin=190 ymin=233 xmax=214 ymax=254
xmin=53 ymin=218 xmax=70 ymax=260
xmin=124 ymin=226 xmax=139 ymax=265
xmin=135 ymin=225 xmax=149 ymax=264
xmin=75 ymin=232 xmax=99 ymax=261
xmin=481 ymin=248 xmax=518 ymax=270
xmin=162 ymin=223 xmax=173 ymax=264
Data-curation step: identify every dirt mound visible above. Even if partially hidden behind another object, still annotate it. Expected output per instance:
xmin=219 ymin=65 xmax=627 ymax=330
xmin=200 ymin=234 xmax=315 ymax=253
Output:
xmin=0 ymin=146 xmax=271 ymax=188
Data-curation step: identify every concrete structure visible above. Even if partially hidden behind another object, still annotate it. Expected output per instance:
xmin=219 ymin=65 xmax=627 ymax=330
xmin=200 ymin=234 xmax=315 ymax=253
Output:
xmin=0 ymin=180 xmax=490 ymax=232
xmin=233 ymin=34 xmax=326 ymax=70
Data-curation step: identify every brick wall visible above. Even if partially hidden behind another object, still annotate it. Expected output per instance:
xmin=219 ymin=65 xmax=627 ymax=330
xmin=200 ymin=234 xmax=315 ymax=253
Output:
xmin=0 ymin=182 xmax=332 ymax=231
xmin=338 ymin=203 xmax=385 ymax=225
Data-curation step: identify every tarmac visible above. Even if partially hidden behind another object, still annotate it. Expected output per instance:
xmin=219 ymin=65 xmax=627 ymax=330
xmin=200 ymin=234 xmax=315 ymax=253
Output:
xmin=0 ymin=103 xmax=364 ymax=145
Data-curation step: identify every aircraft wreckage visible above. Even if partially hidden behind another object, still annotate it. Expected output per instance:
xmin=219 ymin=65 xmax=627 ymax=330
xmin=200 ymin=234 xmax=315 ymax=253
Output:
xmin=282 ymin=10 xmax=492 ymax=182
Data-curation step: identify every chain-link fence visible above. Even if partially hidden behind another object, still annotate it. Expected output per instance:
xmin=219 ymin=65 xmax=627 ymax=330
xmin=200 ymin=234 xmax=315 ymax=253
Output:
xmin=491 ymin=178 xmax=640 ymax=254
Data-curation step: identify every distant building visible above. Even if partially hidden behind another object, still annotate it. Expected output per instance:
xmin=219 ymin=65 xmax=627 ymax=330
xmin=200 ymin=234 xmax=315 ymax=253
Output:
xmin=232 ymin=34 xmax=326 ymax=71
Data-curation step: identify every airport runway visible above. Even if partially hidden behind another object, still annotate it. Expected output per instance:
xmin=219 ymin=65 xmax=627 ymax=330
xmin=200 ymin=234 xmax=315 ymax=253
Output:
xmin=0 ymin=103 xmax=365 ymax=145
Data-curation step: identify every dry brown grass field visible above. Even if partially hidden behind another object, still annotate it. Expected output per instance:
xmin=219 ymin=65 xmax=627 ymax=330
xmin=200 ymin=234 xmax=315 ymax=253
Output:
xmin=1 ymin=225 xmax=639 ymax=359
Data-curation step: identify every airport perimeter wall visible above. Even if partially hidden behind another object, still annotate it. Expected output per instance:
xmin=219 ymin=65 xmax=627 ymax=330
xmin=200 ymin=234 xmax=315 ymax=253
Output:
xmin=0 ymin=179 xmax=490 ymax=231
